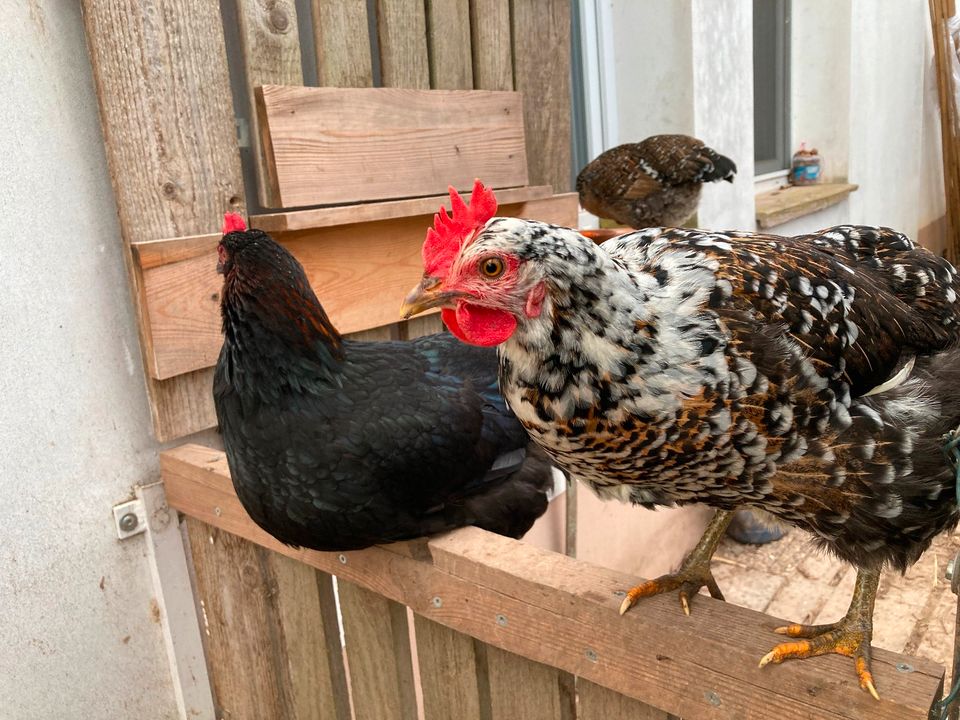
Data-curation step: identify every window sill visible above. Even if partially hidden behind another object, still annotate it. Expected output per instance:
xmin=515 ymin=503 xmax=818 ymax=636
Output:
xmin=755 ymin=182 xmax=858 ymax=229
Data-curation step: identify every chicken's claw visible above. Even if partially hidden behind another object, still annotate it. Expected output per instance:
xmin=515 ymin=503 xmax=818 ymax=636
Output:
xmin=619 ymin=510 xmax=732 ymax=616
xmin=759 ymin=569 xmax=881 ymax=701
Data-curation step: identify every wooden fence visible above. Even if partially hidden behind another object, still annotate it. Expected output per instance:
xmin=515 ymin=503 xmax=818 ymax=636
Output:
xmin=161 ymin=444 xmax=945 ymax=719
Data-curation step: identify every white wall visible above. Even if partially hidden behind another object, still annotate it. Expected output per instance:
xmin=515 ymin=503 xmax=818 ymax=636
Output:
xmin=608 ymin=0 xmax=695 ymax=144
xmin=692 ymin=0 xmax=756 ymax=230
xmin=0 ymin=3 xmax=179 ymax=717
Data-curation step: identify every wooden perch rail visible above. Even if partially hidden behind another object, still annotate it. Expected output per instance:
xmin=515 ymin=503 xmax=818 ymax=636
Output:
xmin=161 ymin=444 xmax=944 ymax=720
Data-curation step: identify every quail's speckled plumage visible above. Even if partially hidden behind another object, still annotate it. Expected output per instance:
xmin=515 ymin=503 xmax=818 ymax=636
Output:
xmin=577 ymin=134 xmax=737 ymax=228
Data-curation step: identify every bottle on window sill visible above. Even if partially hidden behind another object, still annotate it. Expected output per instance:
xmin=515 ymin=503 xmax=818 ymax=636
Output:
xmin=790 ymin=142 xmax=822 ymax=185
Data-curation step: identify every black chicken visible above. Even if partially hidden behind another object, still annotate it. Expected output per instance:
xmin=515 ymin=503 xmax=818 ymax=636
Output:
xmin=213 ymin=213 xmax=553 ymax=551
xmin=402 ymin=182 xmax=960 ymax=698
xmin=577 ymin=134 xmax=737 ymax=228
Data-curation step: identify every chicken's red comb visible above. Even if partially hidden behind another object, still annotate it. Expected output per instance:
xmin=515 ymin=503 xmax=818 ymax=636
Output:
xmin=222 ymin=212 xmax=247 ymax=235
xmin=422 ymin=180 xmax=498 ymax=276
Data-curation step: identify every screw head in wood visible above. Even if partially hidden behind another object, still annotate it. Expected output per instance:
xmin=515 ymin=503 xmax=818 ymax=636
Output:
xmin=704 ymin=691 xmax=721 ymax=706
xmin=338 ymin=554 xmax=347 ymax=564
xmin=496 ymin=614 xmax=508 ymax=627
xmin=431 ymin=596 xmax=442 ymax=608
xmin=585 ymin=648 xmax=598 ymax=663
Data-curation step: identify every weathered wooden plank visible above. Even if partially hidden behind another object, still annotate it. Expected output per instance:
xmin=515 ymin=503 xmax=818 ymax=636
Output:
xmin=251 ymin=185 xmax=552 ymax=232
xmin=577 ymin=678 xmax=671 ymax=720
xmin=312 ymin=0 xmax=373 ymax=87
xmin=161 ymin=445 xmax=945 ymax=720
xmin=482 ymin=644 xmax=566 ymax=720
xmin=376 ymin=0 xmax=430 ymax=88
xmin=755 ymin=183 xmax=859 ymax=229
xmin=338 ymin=580 xmax=419 ymax=720
xmin=234 ymin=0 xmax=304 ymax=207
xmin=426 ymin=0 xmax=473 ymax=89
xmin=135 ymin=194 xmax=577 ymax=379
xmin=184 ymin=519 xmax=349 ymax=720
xmin=511 ymin=0 xmax=572 ymax=191
xmin=257 ymin=85 xmax=528 ymax=207
xmin=81 ymin=0 xmax=244 ymax=441
xmin=413 ymin=615 xmax=482 ymax=720
xmin=469 ymin=0 xmax=513 ymax=90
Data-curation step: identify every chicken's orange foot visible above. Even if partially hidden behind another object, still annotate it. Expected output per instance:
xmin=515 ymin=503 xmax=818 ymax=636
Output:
xmin=619 ymin=509 xmax=733 ymax=617
xmin=759 ymin=566 xmax=881 ymax=701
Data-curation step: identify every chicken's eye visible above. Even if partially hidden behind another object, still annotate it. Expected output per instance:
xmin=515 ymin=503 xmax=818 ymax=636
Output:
xmin=479 ymin=256 xmax=505 ymax=279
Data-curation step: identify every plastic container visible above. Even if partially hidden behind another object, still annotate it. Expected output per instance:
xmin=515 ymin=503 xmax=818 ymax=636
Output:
xmin=790 ymin=143 xmax=822 ymax=185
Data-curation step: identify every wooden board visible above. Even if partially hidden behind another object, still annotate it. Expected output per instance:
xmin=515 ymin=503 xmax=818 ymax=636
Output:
xmin=234 ymin=0 xmax=304 ymax=207
xmin=134 ymin=193 xmax=577 ymax=380
xmin=337 ymin=580 xmax=419 ymax=720
xmin=413 ymin=615 xmax=483 ymax=720
xmin=81 ymin=0 xmax=245 ymax=442
xmin=251 ymin=185 xmax=553 ymax=232
xmin=161 ymin=444 xmax=945 ymax=720
xmin=482 ymin=644 xmax=567 ymax=720
xmin=577 ymin=678 xmax=672 ymax=720
xmin=511 ymin=0 xmax=572 ymax=191
xmin=469 ymin=0 xmax=513 ymax=91
xmin=376 ymin=0 xmax=430 ymax=89
xmin=184 ymin=520 xmax=350 ymax=720
xmin=256 ymin=85 xmax=529 ymax=207
xmin=312 ymin=0 xmax=373 ymax=87
xmin=426 ymin=0 xmax=473 ymax=89
xmin=755 ymin=183 xmax=859 ymax=229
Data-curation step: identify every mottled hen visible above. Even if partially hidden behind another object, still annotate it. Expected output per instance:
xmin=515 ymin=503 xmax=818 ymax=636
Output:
xmin=577 ymin=134 xmax=736 ymax=228
xmin=402 ymin=182 xmax=960 ymax=697
xmin=213 ymin=213 xmax=553 ymax=551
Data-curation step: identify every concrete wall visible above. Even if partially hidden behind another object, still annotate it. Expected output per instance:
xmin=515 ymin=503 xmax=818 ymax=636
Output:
xmin=0 ymin=3 xmax=179 ymax=717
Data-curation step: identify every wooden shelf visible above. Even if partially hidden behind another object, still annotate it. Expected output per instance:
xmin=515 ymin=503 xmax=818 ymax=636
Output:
xmin=252 ymin=185 xmax=553 ymax=233
xmin=755 ymin=183 xmax=858 ymax=229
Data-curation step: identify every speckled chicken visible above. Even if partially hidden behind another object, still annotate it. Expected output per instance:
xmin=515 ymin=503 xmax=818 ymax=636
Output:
xmin=577 ymin=134 xmax=737 ymax=228
xmin=402 ymin=182 xmax=960 ymax=698
xmin=213 ymin=213 xmax=553 ymax=551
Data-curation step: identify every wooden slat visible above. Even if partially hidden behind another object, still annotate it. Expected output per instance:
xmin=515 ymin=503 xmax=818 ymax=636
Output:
xmin=376 ymin=0 xmax=430 ymax=88
xmin=577 ymin=678 xmax=672 ymax=720
xmin=426 ymin=0 xmax=473 ymax=89
xmin=82 ymin=0 xmax=244 ymax=441
xmin=161 ymin=445 xmax=945 ymax=720
xmin=511 ymin=0 xmax=572 ymax=191
xmin=257 ymin=85 xmax=529 ymax=208
xmin=470 ymin=0 xmax=513 ymax=90
xmin=134 ymin=194 xmax=577 ymax=380
xmin=338 ymin=580 xmax=419 ymax=720
xmin=929 ymin=0 xmax=960 ymax=264
xmin=312 ymin=0 xmax=373 ymax=87
xmin=482 ymin=644 xmax=567 ymax=720
xmin=234 ymin=0 xmax=304 ymax=207
xmin=413 ymin=615 xmax=483 ymax=720
xmin=184 ymin=520 xmax=349 ymax=720
xmin=251 ymin=185 xmax=553 ymax=233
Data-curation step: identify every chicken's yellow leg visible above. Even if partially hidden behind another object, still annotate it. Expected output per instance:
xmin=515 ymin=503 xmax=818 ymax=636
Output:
xmin=619 ymin=509 xmax=733 ymax=616
xmin=759 ymin=566 xmax=881 ymax=700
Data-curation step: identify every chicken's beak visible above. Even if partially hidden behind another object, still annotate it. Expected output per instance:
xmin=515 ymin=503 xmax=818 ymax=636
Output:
xmin=400 ymin=276 xmax=462 ymax=319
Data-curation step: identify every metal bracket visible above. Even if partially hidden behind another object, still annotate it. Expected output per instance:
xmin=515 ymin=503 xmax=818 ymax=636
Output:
xmin=112 ymin=498 xmax=147 ymax=540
